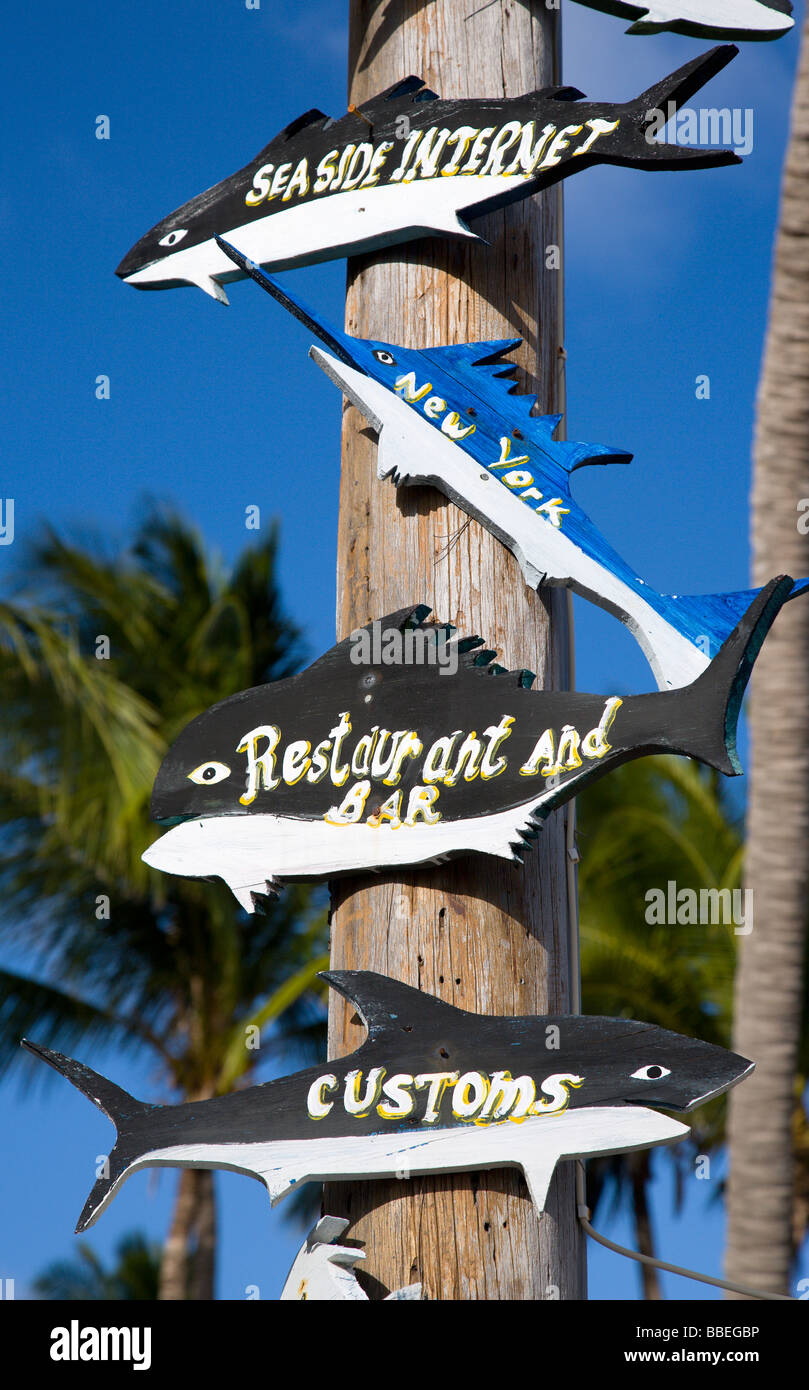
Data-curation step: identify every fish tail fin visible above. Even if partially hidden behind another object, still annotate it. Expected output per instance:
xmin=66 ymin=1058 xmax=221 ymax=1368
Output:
xmin=21 ymin=1039 xmax=152 ymax=1232
xmin=661 ymin=577 xmax=809 ymax=668
xmin=621 ymin=46 xmax=741 ymax=169
xmin=634 ymin=44 xmax=737 ymax=114
xmin=669 ymin=576 xmax=794 ymax=775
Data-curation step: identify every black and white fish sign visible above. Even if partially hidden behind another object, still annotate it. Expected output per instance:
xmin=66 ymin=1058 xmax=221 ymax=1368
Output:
xmin=21 ymin=972 xmax=753 ymax=1230
xmin=115 ymin=50 xmax=741 ymax=303
xmin=140 ymin=581 xmax=791 ymax=910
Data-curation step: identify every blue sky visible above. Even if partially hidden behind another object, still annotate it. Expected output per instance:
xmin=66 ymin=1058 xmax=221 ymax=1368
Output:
xmin=1 ymin=0 xmax=806 ymax=1300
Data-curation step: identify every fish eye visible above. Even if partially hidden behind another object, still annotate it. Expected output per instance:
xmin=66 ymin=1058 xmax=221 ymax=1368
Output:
xmin=631 ymin=1064 xmax=671 ymax=1081
xmin=188 ymin=761 xmax=231 ymax=786
xmin=159 ymin=229 xmax=188 ymax=248
xmin=373 ymin=349 xmax=396 ymax=366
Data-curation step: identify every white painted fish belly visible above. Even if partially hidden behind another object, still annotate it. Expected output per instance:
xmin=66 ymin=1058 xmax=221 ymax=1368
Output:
xmin=141 ymin=802 xmax=556 ymax=912
xmin=121 ymin=175 xmax=523 ymax=298
xmin=142 ymin=1106 xmax=690 ymax=1214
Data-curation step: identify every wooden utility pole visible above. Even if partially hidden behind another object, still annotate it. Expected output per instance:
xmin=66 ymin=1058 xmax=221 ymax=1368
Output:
xmin=326 ymin=0 xmax=584 ymax=1300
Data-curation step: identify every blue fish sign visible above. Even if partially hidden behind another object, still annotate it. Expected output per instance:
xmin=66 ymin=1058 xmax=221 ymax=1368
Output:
xmin=115 ymin=49 xmax=741 ymax=303
xmin=217 ymin=238 xmax=809 ymax=691
xmin=140 ymin=581 xmax=791 ymax=911
xmin=572 ymin=0 xmax=793 ymax=40
xmin=21 ymin=971 xmax=753 ymax=1229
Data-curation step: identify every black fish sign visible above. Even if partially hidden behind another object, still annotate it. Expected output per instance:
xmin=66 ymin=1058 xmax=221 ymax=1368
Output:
xmin=115 ymin=49 xmax=740 ymax=303
xmin=141 ymin=578 xmax=791 ymax=911
xmin=21 ymin=972 xmax=753 ymax=1230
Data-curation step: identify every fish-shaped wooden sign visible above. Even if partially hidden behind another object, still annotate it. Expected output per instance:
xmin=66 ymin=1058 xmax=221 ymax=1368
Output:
xmin=216 ymin=240 xmax=809 ymax=693
xmin=21 ymin=971 xmax=753 ymax=1230
xmin=571 ymin=0 xmax=793 ymax=40
xmin=139 ymin=580 xmax=791 ymax=911
xmin=115 ymin=49 xmax=740 ymax=303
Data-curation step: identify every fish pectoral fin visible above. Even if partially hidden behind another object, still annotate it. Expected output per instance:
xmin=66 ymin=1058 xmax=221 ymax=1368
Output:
xmin=308 ymin=1215 xmax=350 ymax=1249
xmin=376 ymin=421 xmax=425 ymax=485
xmin=326 ymin=1247 xmax=366 ymax=1270
xmin=262 ymin=1170 xmax=299 ymax=1205
xmin=626 ymin=17 xmax=666 ymax=32
xmin=229 ymin=882 xmax=263 ymax=914
xmin=223 ymin=876 xmax=280 ymax=914
xmin=185 ymin=272 xmax=230 ymax=305
xmin=520 ymin=1156 xmax=558 ymax=1217
xmin=423 ymin=209 xmax=482 ymax=241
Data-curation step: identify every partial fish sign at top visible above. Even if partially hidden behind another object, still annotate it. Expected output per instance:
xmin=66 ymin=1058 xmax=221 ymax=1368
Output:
xmin=142 ymin=582 xmax=790 ymax=912
xmin=21 ymin=971 xmax=753 ymax=1230
xmin=115 ymin=48 xmax=740 ymax=304
xmin=217 ymin=240 xmax=809 ymax=692
xmin=572 ymin=0 xmax=793 ymax=41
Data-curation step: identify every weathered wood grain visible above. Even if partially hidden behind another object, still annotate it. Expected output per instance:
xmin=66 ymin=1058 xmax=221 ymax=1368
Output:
xmin=325 ymin=0 xmax=579 ymax=1303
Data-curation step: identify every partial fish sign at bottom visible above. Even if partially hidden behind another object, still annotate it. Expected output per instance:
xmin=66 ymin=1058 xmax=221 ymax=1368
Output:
xmin=142 ymin=579 xmax=791 ymax=912
xmin=21 ymin=972 xmax=753 ymax=1230
xmin=280 ymin=1216 xmax=422 ymax=1301
xmin=217 ymin=237 xmax=809 ymax=692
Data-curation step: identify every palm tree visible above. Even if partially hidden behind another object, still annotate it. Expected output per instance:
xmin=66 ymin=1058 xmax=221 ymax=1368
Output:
xmin=724 ymin=7 xmax=809 ymax=1300
xmin=33 ymin=1233 xmax=161 ymax=1301
xmin=577 ymin=756 xmax=743 ymax=1297
xmin=578 ymin=755 xmax=809 ymax=1297
xmin=0 ymin=508 xmax=329 ymax=1299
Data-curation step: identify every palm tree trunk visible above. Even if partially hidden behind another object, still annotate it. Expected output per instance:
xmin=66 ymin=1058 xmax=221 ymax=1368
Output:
xmin=158 ymin=1168 xmax=218 ymax=1300
xmin=631 ymin=1153 xmax=662 ymax=1301
xmin=189 ymin=1170 xmax=217 ymax=1301
xmin=724 ymin=10 xmax=809 ymax=1297
xmin=158 ymin=1168 xmax=197 ymax=1300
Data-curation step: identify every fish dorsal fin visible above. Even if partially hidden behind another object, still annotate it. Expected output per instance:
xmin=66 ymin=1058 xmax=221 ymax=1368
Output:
xmin=278 ymin=108 xmax=330 ymax=141
xmin=252 ymin=109 xmax=329 ymax=159
xmin=523 ymin=84 xmax=586 ymax=103
xmin=300 ymin=605 xmax=433 ymax=676
xmin=525 ymin=416 xmax=633 ymax=474
xmin=301 ymin=607 xmax=537 ymax=689
xmin=372 ymin=75 xmax=440 ymax=105
xmin=422 ymin=339 xmax=523 ymax=372
xmin=419 ymin=341 xmax=632 ymax=473
xmin=322 ymin=971 xmax=465 ymax=1040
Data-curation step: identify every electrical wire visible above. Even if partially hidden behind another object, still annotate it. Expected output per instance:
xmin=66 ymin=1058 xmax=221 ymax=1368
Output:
xmin=579 ymin=1214 xmax=794 ymax=1302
